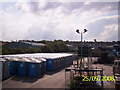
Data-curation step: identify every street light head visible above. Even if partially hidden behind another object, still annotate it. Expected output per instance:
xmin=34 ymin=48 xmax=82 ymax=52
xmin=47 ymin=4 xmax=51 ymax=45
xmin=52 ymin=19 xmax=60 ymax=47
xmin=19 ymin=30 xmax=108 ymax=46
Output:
xmin=84 ymin=29 xmax=87 ymax=33
xmin=76 ymin=29 xmax=80 ymax=34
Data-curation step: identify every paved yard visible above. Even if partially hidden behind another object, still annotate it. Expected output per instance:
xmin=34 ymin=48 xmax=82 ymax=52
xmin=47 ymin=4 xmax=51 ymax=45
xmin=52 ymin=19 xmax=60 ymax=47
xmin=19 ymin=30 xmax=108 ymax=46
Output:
xmin=2 ymin=67 xmax=69 ymax=89
xmin=93 ymin=64 xmax=115 ymax=88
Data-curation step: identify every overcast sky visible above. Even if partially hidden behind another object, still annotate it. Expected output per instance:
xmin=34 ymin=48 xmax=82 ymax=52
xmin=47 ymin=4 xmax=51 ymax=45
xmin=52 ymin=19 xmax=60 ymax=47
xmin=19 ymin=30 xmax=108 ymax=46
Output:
xmin=0 ymin=1 xmax=118 ymax=41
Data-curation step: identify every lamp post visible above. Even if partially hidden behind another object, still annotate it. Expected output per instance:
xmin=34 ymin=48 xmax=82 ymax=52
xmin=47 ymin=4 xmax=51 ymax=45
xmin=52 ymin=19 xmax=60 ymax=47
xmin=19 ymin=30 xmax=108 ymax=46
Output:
xmin=76 ymin=29 xmax=87 ymax=69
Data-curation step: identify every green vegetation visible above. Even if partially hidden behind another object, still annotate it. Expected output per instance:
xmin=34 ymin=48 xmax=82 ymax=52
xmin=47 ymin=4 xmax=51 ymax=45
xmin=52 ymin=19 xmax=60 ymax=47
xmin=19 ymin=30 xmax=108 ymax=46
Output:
xmin=2 ymin=46 xmax=41 ymax=55
xmin=43 ymin=40 xmax=69 ymax=53
xmin=2 ymin=40 xmax=70 ymax=55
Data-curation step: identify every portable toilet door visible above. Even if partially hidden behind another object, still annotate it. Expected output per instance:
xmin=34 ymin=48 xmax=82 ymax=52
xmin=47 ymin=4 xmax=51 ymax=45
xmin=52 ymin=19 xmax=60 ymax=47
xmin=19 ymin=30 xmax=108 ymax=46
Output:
xmin=59 ymin=58 xmax=62 ymax=68
xmin=57 ymin=58 xmax=60 ymax=69
xmin=61 ymin=57 xmax=64 ymax=68
xmin=5 ymin=57 xmax=19 ymax=75
xmin=44 ymin=61 xmax=46 ymax=73
xmin=40 ymin=61 xmax=44 ymax=75
xmin=58 ymin=58 xmax=60 ymax=69
xmin=3 ymin=60 xmax=10 ymax=80
xmin=53 ymin=59 xmax=56 ymax=70
xmin=46 ymin=59 xmax=55 ymax=71
xmin=18 ymin=61 xmax=29 ymax=76
xmin=41 ymin=59 xmax=46 ymax=75
xmin=1 ymin=59 xmax=10 ymax=80
xmin=68 ymin=56 xmax=71 ymax=66
xmin=28 ymin=63 xmax=41 ymax=77
xmin=10 ymin=61 xmax=18 ymax=75
xmin=61 ymin=57 xmax=65 ymax=67
xmin=62 ymin=57 xmax=65 ymax=67
xmin=65 ymin=57 xmax=67 ymax=66
xmin=33 ymin=57 xmax=46 ymax=76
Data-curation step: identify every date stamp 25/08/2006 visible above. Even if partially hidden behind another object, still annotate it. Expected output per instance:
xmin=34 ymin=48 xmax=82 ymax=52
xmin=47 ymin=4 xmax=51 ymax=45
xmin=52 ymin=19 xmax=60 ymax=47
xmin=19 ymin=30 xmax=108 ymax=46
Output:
xmin=82 ymin=76 xmax=115 ymax=81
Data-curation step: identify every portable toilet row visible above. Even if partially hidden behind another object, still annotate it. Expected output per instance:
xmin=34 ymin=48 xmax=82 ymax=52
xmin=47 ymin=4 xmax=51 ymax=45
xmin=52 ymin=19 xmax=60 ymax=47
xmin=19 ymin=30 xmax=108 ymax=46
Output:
xmin=45 ymin=57 xmax=65 ymax=71
xmin=4 ymin=57 xmax=46 ymax=78
xmin=45 ymin=54 xmax=76 ymax=71
xmin=0 ymin=58 xmax=10 ymax=80
xmin=3 ymin=53 xmax=76 ymax=73
xmin=18 ymin=57 xmax=44 ymax=77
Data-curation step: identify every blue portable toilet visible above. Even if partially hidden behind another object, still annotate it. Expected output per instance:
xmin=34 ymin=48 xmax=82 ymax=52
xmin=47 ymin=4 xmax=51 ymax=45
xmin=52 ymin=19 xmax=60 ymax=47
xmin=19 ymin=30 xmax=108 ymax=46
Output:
xmin=18 ymin=57 xmax=29 ymax=76
xmin=61 ymin=57 xmax=65 ymax=67
xmin=10 ymin=61 xmax=18 ymax=75
xmin=39 ymin=58 xmax=46 ymax=75
xmin=29 ymin=63 xmax=40 ymax=77
xmin=53 ymin=58 xmax=57 ymax=70
xmin=28 ymin=59 xmax=42 ymax=77
xmin=0 ymin=58 xmax=10 ymax=80
xmin=59 ymin=58 xmax=62 ymax=69
xmin=4 ymin=57 xmax=18 ymax=75
xmin=56 ymin=58 xmax=59 ymax=69
xmin=31 ymin=57 xmax=46 ymax=75
xmin=64 ymin=57 xmax=67 ymax=66
xmin=46 ymin=58 xmax=55 ymax=71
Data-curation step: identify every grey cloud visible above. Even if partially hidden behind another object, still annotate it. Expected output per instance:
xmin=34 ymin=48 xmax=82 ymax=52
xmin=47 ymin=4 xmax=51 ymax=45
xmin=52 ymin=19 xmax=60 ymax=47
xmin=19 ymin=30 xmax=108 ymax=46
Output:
xmin=28 ymin=2 xmax=62 ymax=14
xmin=26 ymin=22 xmax=58 ymax=40
xmin=62 ymin=2 xmax=118 ymax=15
xmin=29 ymin=2 xmax=40 ymax=13
xmin=2 ymin=2 xmax=118 ymax=41
xmin=86 ymin=16 xmax=118 ymax=41
xmin=83 ymin=2 xmax=117 ymax=11
xmin=28 ymin=2 xmax=118 ymax=15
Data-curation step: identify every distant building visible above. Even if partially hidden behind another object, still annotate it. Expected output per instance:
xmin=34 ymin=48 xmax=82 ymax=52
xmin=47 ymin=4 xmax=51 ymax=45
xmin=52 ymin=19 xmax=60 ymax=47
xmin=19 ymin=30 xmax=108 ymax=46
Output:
xmin=66 ymin=44 xmax=78 ymax=51
xmin=2 ymin=42 xmax=10 ymax=46
xmin=6 ymin=41 xmax=46 ymax=49
xmin=21 ymin=41 xmax=45 ymax=48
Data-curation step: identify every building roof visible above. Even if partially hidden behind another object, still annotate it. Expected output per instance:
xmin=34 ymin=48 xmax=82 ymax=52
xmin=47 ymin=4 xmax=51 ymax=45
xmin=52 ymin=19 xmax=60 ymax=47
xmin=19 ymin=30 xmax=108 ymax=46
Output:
xmin=3 ymin=53 xmax=74 ymax=59
xmin=21 ymin=41 xmax=45 ymax=46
